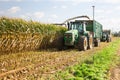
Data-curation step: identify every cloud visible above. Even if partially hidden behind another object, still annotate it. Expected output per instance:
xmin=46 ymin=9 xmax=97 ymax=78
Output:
xmin=95 ymin=15 xmax=120 ymax=32
xmin=96 ymin=9 xmax=112 ymax=15
xmin=33 ymin=12 xmax=44 ymax=18
xmin=56 ymin=0 xmax=120 ymax=3
xmin=100 ymin=0 xmax=120 ymax=3
xmin=0 ymin=6 xmax=21 ymax=17
xmin=53 ymin=0 xmax=93 ymax=2
xmin=52 ymin=0 xmax=120 ymax=4
xmin=0 ymin=11 xmax=4 ymax=14
xmin=52 ymin=0 xmax=94 ymax=6
xmin=20 ymin=13 xmax=31 ymax=19
xmin=8 ymin=6 xmax=21 ymax=13
xmin=115 ymin=6 xmax=120 ymax=10
xmin=0 ymin=0 xmax=23 ymax=2
xmin=33 ymin=0 xmax=39 ymax=1
xmin=53 ymin=6 xmax=57 ymax=9
xmin=20 ymin=12 xmax=45 ymax=20
xmin=61 ymin=5 xmax=67 ymax=9
xmin=51 ymin=14 xmax=58 ymax=18
xmin=53 ymin=5 xmax=67 ymax=9
xmin=96 ymin=10 xmax=104 ymax=13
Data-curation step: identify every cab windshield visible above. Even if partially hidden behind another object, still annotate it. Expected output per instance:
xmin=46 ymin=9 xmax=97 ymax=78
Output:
xmin=69 ymin=22 xmax=83 ymax=32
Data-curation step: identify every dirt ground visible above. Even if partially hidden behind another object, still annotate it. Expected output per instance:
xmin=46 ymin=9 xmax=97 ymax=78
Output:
xmin=0 ymin=42 xmax=109 ymax=79
xmin=0 ymin=37 xmax=118 ymax=79
xmin=110 ymin=50 xmax=120 ymax=80
xmin=110 ymin=67 xmax=120 ymax=80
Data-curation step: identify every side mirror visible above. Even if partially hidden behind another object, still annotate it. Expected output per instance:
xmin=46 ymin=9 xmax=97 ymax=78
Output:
xmin=67 ymin=23 xmax=70 ymax=30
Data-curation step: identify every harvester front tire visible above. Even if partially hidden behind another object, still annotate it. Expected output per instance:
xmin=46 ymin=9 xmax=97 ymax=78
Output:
xmin=79 ymin=36 xmax=88 ymax=51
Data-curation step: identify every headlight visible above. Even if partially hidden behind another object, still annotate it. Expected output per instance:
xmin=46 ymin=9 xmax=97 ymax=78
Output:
xmin=64 ymin=34 xmax=72 ymax=39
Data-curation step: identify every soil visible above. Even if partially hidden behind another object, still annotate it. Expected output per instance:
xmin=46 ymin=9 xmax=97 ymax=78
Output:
xmin=0 ymin=42 xmax=109 ymax=80
xmin=0 ymin=40 xmax=116 ymax=80
xmin=110 ymin=50 xmax=120 ymax=80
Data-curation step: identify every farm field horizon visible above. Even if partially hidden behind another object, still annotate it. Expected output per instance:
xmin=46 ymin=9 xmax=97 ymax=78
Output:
xmin=1 ymin=0 xmax=120 ymax=80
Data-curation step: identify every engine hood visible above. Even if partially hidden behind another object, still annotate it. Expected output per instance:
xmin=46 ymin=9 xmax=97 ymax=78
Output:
xmin=65 ymin=30 xmax=78 ymax=34
xmin=64 ymin=30 xmax=78 ymax=46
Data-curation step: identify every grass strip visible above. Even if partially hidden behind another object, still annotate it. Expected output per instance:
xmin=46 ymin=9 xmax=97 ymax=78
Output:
xmin=54 ymin=38 xmax=120 ymax=80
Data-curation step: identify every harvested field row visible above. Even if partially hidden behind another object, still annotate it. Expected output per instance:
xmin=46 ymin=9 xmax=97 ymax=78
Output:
xmin=0 ymin=41 xmax=110 ymax=79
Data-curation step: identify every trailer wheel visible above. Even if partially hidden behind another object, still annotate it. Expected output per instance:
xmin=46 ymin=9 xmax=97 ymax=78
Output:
xmin=95 ymin=39 xmax=100 ymax=47
xmin=107 ymin=35 xmax=111 ymax=42
xmin=107 ymin=38 xmax=109 ymax=42
xmin=79 ymin=36 xmax=88 ymax=51
xmin=110 ymin=37 xmax=112 ymax=42
xmin=88 ymin=35 xmax=93 ymax=49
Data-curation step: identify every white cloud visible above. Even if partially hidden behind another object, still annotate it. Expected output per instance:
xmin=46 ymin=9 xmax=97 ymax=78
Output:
xmin=0 ymin=6 xmax=21 ymax=17
xmin=52 ymin=0 xmax=94 ymax=6
xmin=115 ymin=6 xmax=120 ymax=10
xmin=0 ymin=0 xmax=23 ymax=2
xmin=96 ymin=9 xmax=112 ymax=15
xmin=52 ymin=0 xmax=94 ymax=3
xmin=0 ymin=11 xmax=4 ymax=14
xmin=53 ymin=6 xmax=57 ymax=9
xmin=16 ymin=0 xmax=22 ymax=1
xmin=52 ymin=0 xmax=120 ymax=4
xmin=8 ymin=6 xmax=21 ymax=13
xmin=53 ymin=0 xmax=93 ymax=2
xmin=33 ymin=12 xmax=44 ymax=18
xmin=33 ymin=0 xmax=43 ymax=2
xmin=0 ymin=0 xmax=9 ymax=1
xmin=61 ymin=5 xmax=67 ymax=9
xmin=53 ymin=5 xmax=67 ymax=9
xmin=20 ymin=13 xmax=31 ymax=19
xmin=20 ymin=12 xmax=45 ymax=21
xmin=100 ymin=0 xmax=120 ymax=3
xmin=95 ymin=16 xmax=120 ymax=32
xmin=51 ymin=14 xmax=58 ymax=18
xmin=96 ymin=10 xmax=104 ymax=13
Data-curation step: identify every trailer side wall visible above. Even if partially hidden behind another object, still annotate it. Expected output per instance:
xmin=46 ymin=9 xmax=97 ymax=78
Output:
xmin=86 ymin=20 xmax=103 ymax=39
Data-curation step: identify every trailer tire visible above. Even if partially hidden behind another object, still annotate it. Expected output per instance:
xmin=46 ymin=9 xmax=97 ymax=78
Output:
xmin=79 ymin=36 xmax=88 ymax=51
xmin=107 ymin=35 xmax=111 ymax=42
xmin=107 ymin=38 xmax=110 ymax=42
xmin=95 ymin=39 xmax=100 ymax=47
xmin=110 ymin=37 xmax=112 ymax=42
xmin=88 ymin=35 xmax=93 ymax=49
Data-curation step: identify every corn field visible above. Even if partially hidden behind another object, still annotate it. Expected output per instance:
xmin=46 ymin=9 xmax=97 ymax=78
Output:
xmin=0 ymin=17 xmax=67 ymax=53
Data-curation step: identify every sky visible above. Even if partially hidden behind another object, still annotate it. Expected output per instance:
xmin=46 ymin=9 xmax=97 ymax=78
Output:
xmin=0 ymin=0 xmax=120 ymax=32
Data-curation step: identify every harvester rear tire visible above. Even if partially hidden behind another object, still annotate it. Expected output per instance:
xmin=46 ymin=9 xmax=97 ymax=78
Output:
xmin=78 ymin=36 xmax=88 ymax=51
xmin=88 ymin=35 xmax=93 ymax=49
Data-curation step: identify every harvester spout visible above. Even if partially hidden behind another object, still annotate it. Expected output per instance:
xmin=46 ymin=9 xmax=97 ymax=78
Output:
xmin=63 ymin=15 xmax=90 ymax=24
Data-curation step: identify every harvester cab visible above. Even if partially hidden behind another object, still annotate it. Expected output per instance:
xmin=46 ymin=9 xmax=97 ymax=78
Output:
xmin=68 ymin=21 xmax=88 ymax=34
